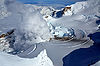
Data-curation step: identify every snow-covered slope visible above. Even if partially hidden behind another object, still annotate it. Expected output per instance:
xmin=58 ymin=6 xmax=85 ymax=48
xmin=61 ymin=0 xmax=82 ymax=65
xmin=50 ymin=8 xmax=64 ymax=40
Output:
xmin=42 ymin=0 xmax=99 ymax=40
xmin=0 ymin=0 xmax=100 ymax=66
xmin=0 ymin=49 xmax=54 ymax=66
xmin=0 ymin=0 xmax=54 ymax=66
xmin=91 ymin=61 xmax=100 ymax=66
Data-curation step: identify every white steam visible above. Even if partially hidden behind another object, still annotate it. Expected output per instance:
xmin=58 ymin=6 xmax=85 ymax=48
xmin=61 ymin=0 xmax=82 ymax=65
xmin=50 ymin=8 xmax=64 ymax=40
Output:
xmin=19 ymin=11 xmax=51 ymax=43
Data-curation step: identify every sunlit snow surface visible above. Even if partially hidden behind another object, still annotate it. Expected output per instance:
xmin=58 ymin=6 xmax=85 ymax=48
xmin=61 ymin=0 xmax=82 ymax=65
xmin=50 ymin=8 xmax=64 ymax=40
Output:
xmin=0 ymin=49 xmax=54 ymax=66
xmin=0 ymin=0 xmax=100 ymax=66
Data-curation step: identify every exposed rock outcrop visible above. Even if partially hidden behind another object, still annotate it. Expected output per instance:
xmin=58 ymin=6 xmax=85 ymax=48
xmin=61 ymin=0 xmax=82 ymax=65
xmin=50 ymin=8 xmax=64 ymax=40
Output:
xmin=0 ymin=29 xmax=15 ymax=53
xmin=63 ymin=6 xmax=71 ymax=14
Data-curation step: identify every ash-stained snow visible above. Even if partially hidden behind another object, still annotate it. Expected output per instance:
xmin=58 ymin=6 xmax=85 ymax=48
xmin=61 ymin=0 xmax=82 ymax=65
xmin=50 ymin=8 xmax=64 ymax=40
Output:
xmin=0 ymin=38 xmax=14 ymax=52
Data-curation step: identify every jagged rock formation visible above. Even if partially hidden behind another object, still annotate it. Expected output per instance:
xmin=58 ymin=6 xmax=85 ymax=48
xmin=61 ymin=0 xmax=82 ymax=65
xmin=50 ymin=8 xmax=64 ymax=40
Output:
xmin=0 ymin=29 xmax=15 ymax=53
xmin=63 ymin=6 xmax=71 ymax=14
xmin=0 ymin=29 xmax=15 ymax=38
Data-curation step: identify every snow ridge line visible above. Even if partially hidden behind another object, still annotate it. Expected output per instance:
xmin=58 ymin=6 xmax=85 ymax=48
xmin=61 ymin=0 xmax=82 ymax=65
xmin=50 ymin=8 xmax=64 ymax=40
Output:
xmin=48 ymin=39 xmax=90 ymax=48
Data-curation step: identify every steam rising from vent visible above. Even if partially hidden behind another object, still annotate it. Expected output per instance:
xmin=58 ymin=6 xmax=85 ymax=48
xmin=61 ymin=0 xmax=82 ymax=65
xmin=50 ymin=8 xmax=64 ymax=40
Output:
xmin=15 ymin=11 xmax=52 ymax=44
xmin=0 ymin=0 xmax=11 ymax=19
